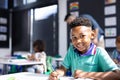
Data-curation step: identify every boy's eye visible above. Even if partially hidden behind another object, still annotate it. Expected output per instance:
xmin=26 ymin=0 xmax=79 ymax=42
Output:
xmin=72 ymin=36 xmax=77 ymax=40
xmin=71 ymin=35 xmax=85 ymax=41
xmin=79 ymin=35 xmax=85 ymax=38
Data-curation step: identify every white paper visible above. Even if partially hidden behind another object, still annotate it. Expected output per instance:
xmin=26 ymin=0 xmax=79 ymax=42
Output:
xmin=0 ymin=72 xmax=93 ymax=80
xmin=105 ymin=28 xmax=116 ymax=37
xmin=0 ymin=17 xmax=7 ymax=24
xmin=0 ymin=26 xmax=7 ymax=33
xmin=60 ymin=77 xmax=93 ymax=80
xmin=105 ymin=38 xmax=116 ymax=47
xmin=0 ymin=34 xmax=7 ymax=41
xmin=105 ymin=17 xmax=116 ymax=26
xmin=104 ymin=5 xmax=116 ymax=15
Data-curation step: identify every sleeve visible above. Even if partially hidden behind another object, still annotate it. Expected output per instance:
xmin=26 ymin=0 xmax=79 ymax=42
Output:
xmin=98 ymin=47 xmax=118 ymax=71
xmin=40 ymin=52 xmax=46 ymax=62
xmin=61 ymin=44 xmax=73 ymax=69
xmin=35 ymin=53 xmax=40 ymax=59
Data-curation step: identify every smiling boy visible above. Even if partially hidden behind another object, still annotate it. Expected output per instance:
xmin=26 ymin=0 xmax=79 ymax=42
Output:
xmin=49 ymin=17 xmax=120 ymax=80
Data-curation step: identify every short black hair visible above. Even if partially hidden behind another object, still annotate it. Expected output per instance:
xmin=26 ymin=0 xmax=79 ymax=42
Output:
xmin=64 ymin=13 xmax=72 ymax=21
xmin=69 ymin=17 xmax=92 ymax=29
xmin=33 ymin=40 xmax=45 ymax=52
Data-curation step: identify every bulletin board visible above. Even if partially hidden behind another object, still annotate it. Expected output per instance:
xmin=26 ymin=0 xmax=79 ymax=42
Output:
xmin=104 ymin=0 xmax=118 ymax=52
xmin=67 ymin=0 xmax=120 ymax=53
xmin=0 ymin=9 xmax=9 ymax=48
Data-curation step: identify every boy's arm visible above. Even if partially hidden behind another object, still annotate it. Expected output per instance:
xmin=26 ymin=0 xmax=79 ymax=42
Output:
xmin=74 ymin=69 xmax=120 ymax=80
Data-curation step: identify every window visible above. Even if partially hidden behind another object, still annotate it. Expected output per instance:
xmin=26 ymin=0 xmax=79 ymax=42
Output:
xmin=14 ymin=0 xmax=37 ymax=7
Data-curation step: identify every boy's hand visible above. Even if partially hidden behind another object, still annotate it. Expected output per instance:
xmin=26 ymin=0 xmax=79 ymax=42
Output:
xmin=49 ymin=71 xmax=59 ymax=80
xmin=74 ymin=70 xmax=83 ymax=78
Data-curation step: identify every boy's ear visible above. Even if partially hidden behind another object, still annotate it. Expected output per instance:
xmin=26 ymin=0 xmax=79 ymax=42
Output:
xmin=91 ymin=30 xmax=96 ymax=40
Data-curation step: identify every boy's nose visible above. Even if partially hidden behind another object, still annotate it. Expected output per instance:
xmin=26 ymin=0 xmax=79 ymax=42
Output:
xmin=76 ymin=39 xmax=82 ymax=43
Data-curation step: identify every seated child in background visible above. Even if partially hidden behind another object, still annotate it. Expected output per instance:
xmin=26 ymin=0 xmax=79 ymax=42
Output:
xmin=111 ymin=36 xmax=120 ymax=64
xmin=49 ymin=17 xmax=120 ymax=80
xmin=27 ymin=40 xmax=46 ymax=73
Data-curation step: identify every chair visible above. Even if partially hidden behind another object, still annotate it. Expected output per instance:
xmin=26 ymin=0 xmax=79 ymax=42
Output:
xmin=44 ymin=56 xmax=54 ymax=75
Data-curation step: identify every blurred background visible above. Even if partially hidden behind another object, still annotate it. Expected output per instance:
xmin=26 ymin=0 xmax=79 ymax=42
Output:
xmin=0 ymin=0 xmax=119 ymax=62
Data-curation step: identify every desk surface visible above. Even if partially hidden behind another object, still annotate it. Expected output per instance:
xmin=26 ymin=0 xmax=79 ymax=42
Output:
xmin=0 ymin=72 xmax=48 ymax=80
xmin=0 ymin=59 xmax=43 ymax=65
xmin=0 ymin=59 xmax=43 ymax=75
xmin=0 ymin=72 xmax=93 ymax=80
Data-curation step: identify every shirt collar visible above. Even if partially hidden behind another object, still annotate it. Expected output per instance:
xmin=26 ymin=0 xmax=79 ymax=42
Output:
xmin=74 ymin=43 xmax=96 ymax=56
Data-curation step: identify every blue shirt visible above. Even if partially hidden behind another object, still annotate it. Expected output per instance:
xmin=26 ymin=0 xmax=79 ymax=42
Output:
xmin=112 ymin=49 xmax=120 ymax=62
xmin=62 ymin=43 xmax=118 ymax=75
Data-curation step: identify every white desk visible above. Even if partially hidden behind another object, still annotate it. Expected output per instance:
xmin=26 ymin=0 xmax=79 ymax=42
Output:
xmin=0 ymin=72 xmax=93 ymax=80
xmin=0 ymin=59 xmax=43 ymax=66
xmin=0 ymin=72 xmax=48 ymax=80
xmin=0 ymin=59 xmax=43 ymax=74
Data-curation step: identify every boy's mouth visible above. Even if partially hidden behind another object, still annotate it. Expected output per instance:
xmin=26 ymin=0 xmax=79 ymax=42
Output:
xmin=76 ymin=44 xmax=84 ymax=49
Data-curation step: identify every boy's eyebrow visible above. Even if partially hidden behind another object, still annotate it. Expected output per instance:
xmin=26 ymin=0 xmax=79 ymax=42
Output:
xmin=71 ymin=33 xmax=85 ymax=37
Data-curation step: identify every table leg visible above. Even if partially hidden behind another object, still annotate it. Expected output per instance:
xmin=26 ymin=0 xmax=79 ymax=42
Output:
xmin=56 ymin=61 xmax=60 ymax=69
xmin=2 ymin=64 xmax=8 ymax=74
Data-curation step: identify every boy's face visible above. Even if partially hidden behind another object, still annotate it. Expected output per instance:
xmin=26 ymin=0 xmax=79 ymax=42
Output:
xmin=71 ymin=26 xmax=94 ymax=53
